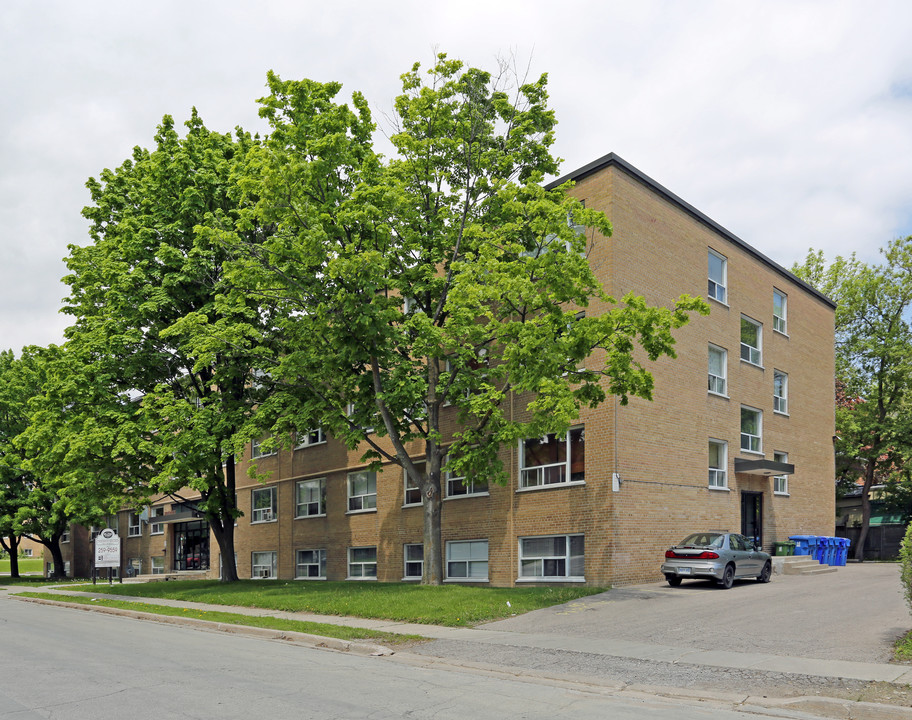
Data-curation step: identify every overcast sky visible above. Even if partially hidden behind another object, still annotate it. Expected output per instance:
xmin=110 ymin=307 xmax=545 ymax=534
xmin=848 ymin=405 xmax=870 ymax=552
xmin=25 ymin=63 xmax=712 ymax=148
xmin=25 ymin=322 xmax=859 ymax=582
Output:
xmin=2 ymin=1 xmax=911 ymax=353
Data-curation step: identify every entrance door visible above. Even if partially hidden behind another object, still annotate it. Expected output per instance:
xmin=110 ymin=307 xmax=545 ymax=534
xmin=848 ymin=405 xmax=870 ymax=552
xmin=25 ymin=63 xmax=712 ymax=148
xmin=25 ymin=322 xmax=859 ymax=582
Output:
xmin=173 ymin=520 xmax=210 ymax=571
xmin=740 ymin=492 xmax=763 ymax=547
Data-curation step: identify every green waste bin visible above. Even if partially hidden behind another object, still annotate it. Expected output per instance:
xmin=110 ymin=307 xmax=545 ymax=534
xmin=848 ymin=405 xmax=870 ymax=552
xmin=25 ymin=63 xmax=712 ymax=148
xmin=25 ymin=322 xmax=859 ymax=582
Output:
xmin=773 ymin=541 xmax=795 ymax=556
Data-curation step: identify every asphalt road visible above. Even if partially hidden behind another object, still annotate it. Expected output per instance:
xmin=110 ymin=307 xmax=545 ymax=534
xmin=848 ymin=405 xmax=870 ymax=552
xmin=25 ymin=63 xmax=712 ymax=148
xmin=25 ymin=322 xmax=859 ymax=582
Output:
xmin=0 ymin=597 xmax=792 ymax=720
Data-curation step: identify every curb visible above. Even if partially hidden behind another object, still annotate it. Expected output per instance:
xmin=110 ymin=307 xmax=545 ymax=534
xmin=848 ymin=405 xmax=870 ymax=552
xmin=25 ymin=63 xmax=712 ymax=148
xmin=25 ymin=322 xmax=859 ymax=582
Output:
xmin=14 ymin=595 xmax=394 ymax=657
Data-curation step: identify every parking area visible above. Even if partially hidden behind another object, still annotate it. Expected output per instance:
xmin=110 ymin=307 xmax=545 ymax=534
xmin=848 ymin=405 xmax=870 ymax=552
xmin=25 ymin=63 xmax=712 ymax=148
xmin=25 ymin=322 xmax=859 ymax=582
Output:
xmin=482 ymin=563 xmax=909 ymax=663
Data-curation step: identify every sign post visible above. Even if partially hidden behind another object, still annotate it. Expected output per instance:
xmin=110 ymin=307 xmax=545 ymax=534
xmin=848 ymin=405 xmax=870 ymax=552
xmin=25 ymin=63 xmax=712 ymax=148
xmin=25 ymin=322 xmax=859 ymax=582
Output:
xmin=93 ymin=528 xmax=121 ymax=585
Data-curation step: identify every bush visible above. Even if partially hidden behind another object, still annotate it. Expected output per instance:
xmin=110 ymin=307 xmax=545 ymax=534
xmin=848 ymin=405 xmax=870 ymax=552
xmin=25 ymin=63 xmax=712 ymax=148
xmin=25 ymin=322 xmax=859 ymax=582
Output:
xmin=900 ymin=522 xmax=912 ymax=613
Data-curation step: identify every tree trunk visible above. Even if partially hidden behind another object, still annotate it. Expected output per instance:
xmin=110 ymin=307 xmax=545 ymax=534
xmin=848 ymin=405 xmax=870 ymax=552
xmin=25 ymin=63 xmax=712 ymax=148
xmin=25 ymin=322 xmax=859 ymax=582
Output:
xmin=47 ymin=540 xmax=66 ymax=579
xmin=422 ymin=479 xmax=443 ymax=584
xmin=210 ymin=459 xmax=239 ymax=582
xmin=853 ymin=461 xmax=876 ymax=562
xmin=4 ymin=536 xmax=21 ymax=578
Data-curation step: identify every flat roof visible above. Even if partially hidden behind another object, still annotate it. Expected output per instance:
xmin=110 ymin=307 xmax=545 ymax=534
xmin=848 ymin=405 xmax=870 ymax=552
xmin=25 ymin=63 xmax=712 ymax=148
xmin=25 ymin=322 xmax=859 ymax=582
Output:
xmin=546 ymin=153 xmax=836 ymax=309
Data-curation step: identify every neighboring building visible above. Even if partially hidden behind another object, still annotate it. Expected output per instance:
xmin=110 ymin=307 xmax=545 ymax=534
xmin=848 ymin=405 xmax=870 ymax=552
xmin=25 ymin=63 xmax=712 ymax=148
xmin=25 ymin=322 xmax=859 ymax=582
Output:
xmin=1 ymin=535 xmax=44 ymax=559
xmin=52 ymin=154 xmax=836 ymax=586
xmin=836 ymin=483 xmax=909 ymax=560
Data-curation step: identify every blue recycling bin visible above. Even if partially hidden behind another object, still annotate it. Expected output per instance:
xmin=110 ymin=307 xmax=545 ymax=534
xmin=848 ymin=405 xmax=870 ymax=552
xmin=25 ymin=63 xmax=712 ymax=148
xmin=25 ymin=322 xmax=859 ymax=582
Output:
xmin=837 ymin=537 xmax=851 ymax=566
xmin=789 ymin=535 xmax=816 ymax=557
xmin=815 ymin=536 xmax=829 ymax=564
xmin=826 ymin=537 xmax=838 ymax=565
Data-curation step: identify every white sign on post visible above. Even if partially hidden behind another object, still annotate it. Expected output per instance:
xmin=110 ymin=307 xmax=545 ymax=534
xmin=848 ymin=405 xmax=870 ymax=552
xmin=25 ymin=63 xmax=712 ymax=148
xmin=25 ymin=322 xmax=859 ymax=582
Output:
xmin=94 ymin=528 xmax=121 ymax=568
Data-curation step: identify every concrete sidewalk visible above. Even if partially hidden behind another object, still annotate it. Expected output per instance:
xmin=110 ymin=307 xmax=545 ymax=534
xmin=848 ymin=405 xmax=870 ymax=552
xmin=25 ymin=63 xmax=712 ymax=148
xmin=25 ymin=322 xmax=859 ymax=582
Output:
xmin=11 ymin=584 xmax=912 ymax=686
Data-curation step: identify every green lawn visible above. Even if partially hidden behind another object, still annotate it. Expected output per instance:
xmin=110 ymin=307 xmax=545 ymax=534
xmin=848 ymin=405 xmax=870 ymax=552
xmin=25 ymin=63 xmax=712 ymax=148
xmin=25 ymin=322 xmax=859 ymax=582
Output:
xmin=69 ymin=580 xmax=606 ymax=626
xmin=0 ymin=557 xmax=44 ymax=575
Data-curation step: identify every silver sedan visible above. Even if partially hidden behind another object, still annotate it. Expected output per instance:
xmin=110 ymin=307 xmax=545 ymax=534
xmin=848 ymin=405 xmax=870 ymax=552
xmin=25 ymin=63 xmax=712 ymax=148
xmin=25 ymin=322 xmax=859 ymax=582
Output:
xmin=660 ymin=532 xmax=772 ymax=589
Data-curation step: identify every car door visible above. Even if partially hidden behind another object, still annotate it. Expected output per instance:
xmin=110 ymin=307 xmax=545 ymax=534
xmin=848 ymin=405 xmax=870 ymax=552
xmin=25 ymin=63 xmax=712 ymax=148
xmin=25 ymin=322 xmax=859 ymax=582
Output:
xmin=732 ymin=534 xmax=760 ymax=575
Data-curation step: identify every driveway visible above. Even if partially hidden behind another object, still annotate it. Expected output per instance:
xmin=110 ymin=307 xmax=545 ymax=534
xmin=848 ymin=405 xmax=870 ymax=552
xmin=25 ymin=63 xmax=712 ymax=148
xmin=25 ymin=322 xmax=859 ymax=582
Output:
xmin=481 ymin=563 xmax=909 ymax=664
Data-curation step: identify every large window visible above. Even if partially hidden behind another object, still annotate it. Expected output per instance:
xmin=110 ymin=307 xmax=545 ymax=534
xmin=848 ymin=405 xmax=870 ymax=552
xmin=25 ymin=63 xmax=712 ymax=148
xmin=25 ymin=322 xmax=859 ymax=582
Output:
xmin=740 ymin=406 xmax=762 ymax=453
xmin=773 ymin=289 xmax=788 ymax=334
xmin=773 ymin=370 xmax=788 ymax=415
xmin=348 ymin=470 xmax=377 ymax=512
xmin=151 ymin=556 xmax=165 ymax=575
xmin=708 ymin=249 xmax=727 ymax=303
xmin=708 ymin=345 xmax=727 ymax=396
xmin=519 ymin=427 xmax=585 ymax=489
xmin=348 ymin=546 xmax=377 ymax=579
xmin=403 ymin=464 xmax=423 ymax=506
xmin=403 ymin=543 xmax=423 ymax=580
xmin=251 ymin=436 xmax=276 ymax=459
xmin=251 ymin=551 xmax=277 ymax=579
xmin=708 ymin=439 xmax=727 ymax=488
xmin=128 ymin=512 xmax=141 ymax=537
xmin=295 ymin=428 xmax=326 ymax=448
xmin=446 ymin=469 xmax=488 ymax=498
xmin=740 ymin=316 xmax=762 ymax=366
xmin=295 ymin=549 xmax=327 ymax=579
xmin=519 ymin=535 xmax=584 ymax=580
xmin=295 ymin=478 xmax=326 ymax=518
xmin=251 ymin=486 xmax=277 ymax=523
xmin=774 ymin=451 xmax=789 ymax=495
xmin=446 ymin=540 xmax=489 ymax=580
xmin=149 ymin=506 xmax=165 ymax=535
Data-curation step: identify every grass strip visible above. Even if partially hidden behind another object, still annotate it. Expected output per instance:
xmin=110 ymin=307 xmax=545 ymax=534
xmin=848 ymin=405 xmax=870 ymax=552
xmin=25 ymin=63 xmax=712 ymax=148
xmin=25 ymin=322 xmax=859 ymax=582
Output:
xmin=895 ymin=629 xmax=912 ymax=662
xmin=66 ymin=580 xmax=606 ymax=626
xmin=15 ymin=592 xmax=424 ymax=645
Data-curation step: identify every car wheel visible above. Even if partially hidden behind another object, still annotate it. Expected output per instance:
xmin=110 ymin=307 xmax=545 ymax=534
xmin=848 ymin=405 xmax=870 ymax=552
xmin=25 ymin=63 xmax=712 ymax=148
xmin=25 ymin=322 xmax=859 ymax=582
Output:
xmin=757 ymin=561 xmax=772 ymax=583
xmin=666 ymin=575 xmax=682 ymax=587
xmin=718 ymin=564 xmax=735 ymax=589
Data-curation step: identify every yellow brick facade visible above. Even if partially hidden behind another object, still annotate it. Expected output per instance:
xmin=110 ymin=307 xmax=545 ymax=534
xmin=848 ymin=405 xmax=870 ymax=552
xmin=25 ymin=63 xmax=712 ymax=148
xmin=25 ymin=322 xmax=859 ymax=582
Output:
xmin=56 ymin=155 xmax=836 ymax=587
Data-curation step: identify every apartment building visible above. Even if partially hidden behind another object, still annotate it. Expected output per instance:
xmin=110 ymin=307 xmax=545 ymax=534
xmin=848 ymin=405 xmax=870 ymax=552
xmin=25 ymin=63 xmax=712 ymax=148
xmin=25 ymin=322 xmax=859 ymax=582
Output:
xmin=54 ymin=154 xmax=836 ymax=587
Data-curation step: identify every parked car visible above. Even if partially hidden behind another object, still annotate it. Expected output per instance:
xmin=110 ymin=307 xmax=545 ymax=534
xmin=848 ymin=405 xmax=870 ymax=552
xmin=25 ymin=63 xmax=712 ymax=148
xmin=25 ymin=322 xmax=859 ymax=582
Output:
xmin=661 ymin=532 xmax=772 ymax=588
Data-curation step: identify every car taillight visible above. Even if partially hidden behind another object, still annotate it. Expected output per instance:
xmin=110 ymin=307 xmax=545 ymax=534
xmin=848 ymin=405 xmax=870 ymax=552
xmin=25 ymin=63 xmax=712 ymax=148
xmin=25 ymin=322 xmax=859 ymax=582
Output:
xmin=665 ymin=550 xmax=675 ymax=558
xmin=665 ymin=550 xmax=719 ymax=559
xmin=694 ymin=551 xmax=719 ymax=559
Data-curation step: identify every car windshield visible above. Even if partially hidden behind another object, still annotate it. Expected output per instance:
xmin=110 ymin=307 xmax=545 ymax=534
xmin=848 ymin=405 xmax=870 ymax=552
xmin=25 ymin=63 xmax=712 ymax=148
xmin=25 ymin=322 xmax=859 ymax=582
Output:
xmin=678 ymin=533 xmax=724 ymax=548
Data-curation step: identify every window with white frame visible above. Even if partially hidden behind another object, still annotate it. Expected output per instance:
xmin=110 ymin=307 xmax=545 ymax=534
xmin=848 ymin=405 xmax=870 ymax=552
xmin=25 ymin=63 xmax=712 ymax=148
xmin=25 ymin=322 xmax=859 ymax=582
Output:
xmin=519 ymin=535 xmax=584 ymax=580
xmin=251 ymin=486 xmax=277 ymax=523
xmin=149 ymin=505 xmax=165 ymax=535
xmin=708 ymin=249 xmax=727 ymax=303
xmin=126 ymin=557 xmax=141 ymax=575
xmin=519 ymin=428 xmax=585 ymax=489
xmin=773 ymin=289 xmax=788 ymax=334
xmin=740 ymin=406 xmax=762 ymax=453
xmin=296 ymin=428 xmax=326 ymax=448
xmin=445 ymin=466 xmax=488 ymax=498
xmin=60 ymin=531 xmax=70 ymax=544
xmin=403 ymin=467 xmax=422 ymax=506
xmin=740 ymin=316 xmax=762 ymax=366
xmin=128 ymin=512 xmax=141 ymax=537
xmin=773 ymin=370 xmax=788 ymax=415
xmin=708 ymin=439 xmax=728 ymax=488
xmin=295 ymin=549 xmax=326 ymax=579
xmin=348 ymin=546 xmax=377 ymax=579
xmin=346 ymin=403 xmax=375 ymax=434
xmin=22 ymin=548 xmax=32 ymax=557
xmin=774 ymin=451 xmax=789 ymax=495
xmin=151 ymin=556 xmax=165 ymax=575
xmin=295 ymin=478 xmax=326 ymax=517
xmin=90 ymin=526 xmax=101 ymax=541
xmin=446 ymin=540 xmax=489 ymax=580
xmin=403 ymin=543 xmax=423 ymax=580
xmin=251 ymin=551 xmax=277 ymax=579
xmin=348 ymin=470 xmax=377 ymax=512
xmin=708 ymin=345 xmax=727 ymax=396
xmin=251 ymin=436 xmax=277 ymax=459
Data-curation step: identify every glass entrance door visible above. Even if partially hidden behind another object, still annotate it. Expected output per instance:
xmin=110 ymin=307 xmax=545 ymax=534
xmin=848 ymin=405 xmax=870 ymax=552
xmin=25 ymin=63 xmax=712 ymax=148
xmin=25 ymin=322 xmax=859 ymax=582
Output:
xmin=740 ymin=491 xmax=763 ymax=547
xmin=173 ymin=520 xmax=210 ymax=571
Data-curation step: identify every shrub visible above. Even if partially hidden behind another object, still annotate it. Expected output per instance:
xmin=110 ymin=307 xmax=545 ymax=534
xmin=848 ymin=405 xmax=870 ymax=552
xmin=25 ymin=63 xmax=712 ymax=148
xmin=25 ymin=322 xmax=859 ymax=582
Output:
xmin=900 ymin=522 xmax=912 ymax=613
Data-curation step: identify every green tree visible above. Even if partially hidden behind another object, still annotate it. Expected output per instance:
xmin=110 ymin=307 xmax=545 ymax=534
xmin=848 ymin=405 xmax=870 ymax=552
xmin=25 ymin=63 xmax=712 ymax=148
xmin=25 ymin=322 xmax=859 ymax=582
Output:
xmin=794 ymin=238 xmax=912 ymax=561
xmin=225 ymin=56 xmax=707 ymax=583
xmin=61 ymin=111 xmax=278 ymax=582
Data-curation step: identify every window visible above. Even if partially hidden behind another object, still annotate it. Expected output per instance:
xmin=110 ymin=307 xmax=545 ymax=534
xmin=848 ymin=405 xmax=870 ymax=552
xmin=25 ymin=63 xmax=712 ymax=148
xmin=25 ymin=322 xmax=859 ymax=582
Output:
xmin=251 ymin=436 xmax=276 ymax=459
xmin=403 ymin=543 xmax=423 ymax=580
xmin=150 ymin=506 xmax=165 ymax=535
xmin=251 ymin=486 xmax=277 ymax=523
xmin=295 ymin=549 xmax=327 ymax=579
xmin=740 ymin=316 xmax=762 ymax=366
xmin=741 ymin=406 xmax=762 ymax=453
xmin=708 ymin=439 xmax=728 ymax=488
xmin=295 ymin=478 xmax=326 ymax=517
xmin=251 ymin=551 xmax=277 ymax=579
xmin=296 ymin=428 xmax=326 ymax=448
xmin=519 ymin=427 xmax=585 ymax=489
xmin=708 ymin=249 xmax=727 ymax=303
xmin=128 ymin=512 xmax=141 ymax=537
xmin=22 ymin=548 xmax=33 ymax=557
xmin=348 ymin=470 xmax=377 ymax=512
xmin=60 ymin=531 xmax=70 ymax=544
xmin=519 ymin=535 xmax=584 ymax=580
xmin=445 ymin=467 xmax=488 ymax=498
xmin=346 ymin=403 xmax=375 ymax=434
xmin=773 ymin=289 xmax=787 ymax=334
xmin=708 ymin=345 xmax=727 ymax=396
xmin=348 ymin=546 xmax=377 ymax=579
xmin=151 ymin=556 xmax=165 ymax=575
xmin=446 ymin=540 xmax=489 ymax=580
xmin=90 ymin=526 xmax=101 ymax=541
xmin=774 ymin=451 xmax=789 ymax=495
xmin=403 ymin=467 xmax=422 ymax=506
xmin=126 ymin=557 xmax=140 ymax=576
xmin=773 ymin=370 xmax=788 ymax=415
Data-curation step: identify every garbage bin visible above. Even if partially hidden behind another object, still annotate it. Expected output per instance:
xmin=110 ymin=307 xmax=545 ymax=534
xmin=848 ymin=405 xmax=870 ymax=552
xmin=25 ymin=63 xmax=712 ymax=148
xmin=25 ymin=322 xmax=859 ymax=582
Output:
xmin=827 ymin=537 xmax=838 ymax=565
xmin=773 ymin=541 xmax=796 ymax=556
xmin=814 ymin=536 xmax=828 ymax=564
xmin=837 ymin=537 xmax=850 ymax=566
xmin=789 ymin=535 xmax=816 ymax=557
